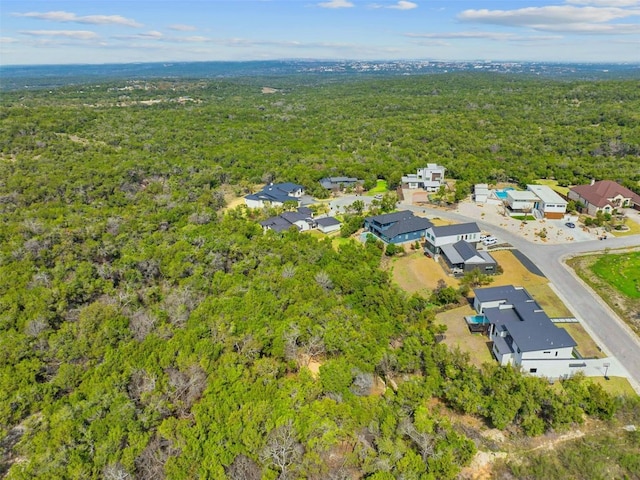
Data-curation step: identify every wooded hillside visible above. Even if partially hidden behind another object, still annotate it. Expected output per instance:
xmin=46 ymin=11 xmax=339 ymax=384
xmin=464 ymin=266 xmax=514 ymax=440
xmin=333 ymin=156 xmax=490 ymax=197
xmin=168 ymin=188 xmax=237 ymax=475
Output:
xmin=1 ymin=74 xmax=638 ymax=479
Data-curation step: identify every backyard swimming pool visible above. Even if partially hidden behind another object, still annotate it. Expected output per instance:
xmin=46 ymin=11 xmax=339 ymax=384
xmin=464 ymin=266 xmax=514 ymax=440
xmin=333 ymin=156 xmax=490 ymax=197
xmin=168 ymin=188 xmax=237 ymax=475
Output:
xmin=465 ymin=315 xmax=490 ymax=325
xmin=493 ymin=187 xmax=515 ymax=200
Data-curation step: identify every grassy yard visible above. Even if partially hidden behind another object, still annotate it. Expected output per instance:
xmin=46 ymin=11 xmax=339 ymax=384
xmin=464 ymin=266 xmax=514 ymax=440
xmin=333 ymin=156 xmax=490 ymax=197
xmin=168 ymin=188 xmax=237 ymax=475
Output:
xmin=388 ymin=251 xmax=457 ymax=295
xmin=590 ymin=251 xmax=640 ymax=299
xmin=534 ymin=178 xmax=570 ymax=197
xmin=490 ymin=250 xmax=548 ymax=288
xmin=556 ymin=323 xmax=605 ymax=359
xmin=610 ymin=218 xmax=640 ymax=237
xmin=525 ymin=284 xmax=573 ymax=317
xmin=367 ymin=179 xmax=388 ymax=195
xmin=585 ymin=376 xmax=638 ymax=397
xmin=436 ymin=305 xmax=495 ymax=368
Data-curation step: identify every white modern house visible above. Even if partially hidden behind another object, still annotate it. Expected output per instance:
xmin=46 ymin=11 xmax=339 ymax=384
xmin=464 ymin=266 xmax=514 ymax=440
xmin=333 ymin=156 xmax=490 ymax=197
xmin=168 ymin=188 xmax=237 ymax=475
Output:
xmin=526 ymin=185 xmax=568 ymax=219
xmin=402 ymin=163 xmax=446 ymax=191
xmin=471 ymin=285 xmax=621 ymax=380
xmin=260 ymin=207 xmax=314 ymax=233
xmin=474 ymin=286 xmax=576 ymax=367
xmin=505 ymin=190 xmax=539 ymax=213
xmin=474 ymin=184 xmax=490 ymax=203
xmin=424 ymin=222 xmax=481 ymax=254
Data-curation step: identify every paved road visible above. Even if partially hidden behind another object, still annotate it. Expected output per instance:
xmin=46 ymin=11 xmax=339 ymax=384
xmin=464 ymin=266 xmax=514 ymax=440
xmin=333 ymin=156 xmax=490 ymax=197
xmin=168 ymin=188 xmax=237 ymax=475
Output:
xmin=403 ymin=203 xmax=640 ymax=392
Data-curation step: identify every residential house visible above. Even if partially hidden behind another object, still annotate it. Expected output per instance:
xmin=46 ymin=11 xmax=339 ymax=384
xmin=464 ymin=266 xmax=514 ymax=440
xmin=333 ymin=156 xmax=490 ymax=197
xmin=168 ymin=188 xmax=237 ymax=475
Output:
xmin=364 ymin=210 xmax=433 ymax=244
xmin=316 ymin=216 xmax=341 ymax=234
xmin=568 ymin=180 xmax=640 ymax=216
xmin=504 ymin=190 xmax=539 ymax=213
xmin=319 ymin=177 xmax=362 ymax=191
xmin=402 ymin=163 xmax=446 ymax=191
xmin=473 ymin=285 xmax=577 ymax=371
xmin=424 ymin=222 xmax=481 ymax=254
xmin=526 ymin=185 xmax=567 ymax=219
xmin=440 ymin=240 xmax=497 ymax=275
xmin=245 ymin=182 xmax=305 ymax=208
xmin=260 ymin=207 xmax=313 ymax=233
xmin=474 ymin=184 xmax=490 ymax=203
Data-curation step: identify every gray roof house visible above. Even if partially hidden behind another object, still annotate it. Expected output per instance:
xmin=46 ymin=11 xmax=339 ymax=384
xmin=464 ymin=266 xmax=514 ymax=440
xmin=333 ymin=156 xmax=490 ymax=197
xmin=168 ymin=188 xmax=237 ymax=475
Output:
xmin=316 ymin=216 xmax=341 ymax=234
xmin=364 ymin=210 xmax=433 ymax=244
xmin=424 ymin=222 xmax=481 ymax=254
xmin=472 ymin=285 xmax=577 ymax=369
xmin=260 ymin=207 xmax=313 ymax=233
xmin=319 ymin=177 xmax=362 ymax=190
xmin=440 ymin=240 xmax=497 ymax=275
xmin=245 ymin=182 xmax=305 ymax=208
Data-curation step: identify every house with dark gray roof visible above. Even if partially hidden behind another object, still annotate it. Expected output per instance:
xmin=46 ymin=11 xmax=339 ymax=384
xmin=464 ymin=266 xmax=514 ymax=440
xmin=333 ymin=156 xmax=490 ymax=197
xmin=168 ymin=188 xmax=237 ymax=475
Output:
xmin=245 ymin=182 xmax=305 ymax=208
xmin=316 ymin=216 xmax=341 ymax=234
xmin=260 ymin=207 xmax=313 ymax=233
xmin=473 ymin=285 xmax=577 ymax=371
xmin=424 ymin=222 xmax=481 ymax=254
xmin=364 ymin=210 xmax=433 ymax=244
xmin=440 ymin=240 xmax=497 ymax=275
xmin=319 ymin=176 xmax=362 ymax=191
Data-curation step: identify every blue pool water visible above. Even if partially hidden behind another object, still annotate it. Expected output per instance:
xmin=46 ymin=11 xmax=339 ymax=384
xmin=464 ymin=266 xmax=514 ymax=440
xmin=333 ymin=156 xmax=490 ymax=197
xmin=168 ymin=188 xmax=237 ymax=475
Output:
xmin=465 ymin=315 xmax=490 ymax=324
xmin=494 ymin=187 xmax=515 ymax=200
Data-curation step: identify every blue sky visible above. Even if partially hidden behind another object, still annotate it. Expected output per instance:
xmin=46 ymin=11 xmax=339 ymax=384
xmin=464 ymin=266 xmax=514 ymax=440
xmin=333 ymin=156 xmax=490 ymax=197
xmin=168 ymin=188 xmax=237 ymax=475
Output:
xmin=2 ymin=0 xmax=639 ymax=65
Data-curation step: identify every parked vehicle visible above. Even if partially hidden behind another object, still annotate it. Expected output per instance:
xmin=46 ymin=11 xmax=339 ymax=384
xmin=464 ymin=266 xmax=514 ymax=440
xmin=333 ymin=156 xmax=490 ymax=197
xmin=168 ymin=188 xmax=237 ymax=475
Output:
xmin=565 ymin=222 xmax=576 ymax=228
xmin=482 ymin=236 xmax=498 ymax=246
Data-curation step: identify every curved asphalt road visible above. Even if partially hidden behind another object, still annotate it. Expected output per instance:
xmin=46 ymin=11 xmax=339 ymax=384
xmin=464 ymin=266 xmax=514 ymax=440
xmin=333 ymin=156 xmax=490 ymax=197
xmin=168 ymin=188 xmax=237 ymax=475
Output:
xmin=404 ymin=203 xmax=640 ymax=392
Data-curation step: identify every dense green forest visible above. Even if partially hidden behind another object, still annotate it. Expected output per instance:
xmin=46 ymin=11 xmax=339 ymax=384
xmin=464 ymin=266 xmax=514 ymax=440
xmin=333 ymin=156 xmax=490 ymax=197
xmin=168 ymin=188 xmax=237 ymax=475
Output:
xmin=1 ymin=74 xmax=639 ymax=479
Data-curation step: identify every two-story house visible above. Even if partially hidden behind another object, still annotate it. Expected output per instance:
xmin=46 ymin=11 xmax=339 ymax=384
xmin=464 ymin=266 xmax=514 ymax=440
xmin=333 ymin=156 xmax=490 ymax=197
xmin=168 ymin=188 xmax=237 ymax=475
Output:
xmin=424 ymin=222 xmax=481 ymax=255
xmin=473 ymin=285 xmax=577 ymax=371
xmin=402 ymin=163 xmax=446 ymax=191
xmin=364 ymin=210 xmax=433 ymax=244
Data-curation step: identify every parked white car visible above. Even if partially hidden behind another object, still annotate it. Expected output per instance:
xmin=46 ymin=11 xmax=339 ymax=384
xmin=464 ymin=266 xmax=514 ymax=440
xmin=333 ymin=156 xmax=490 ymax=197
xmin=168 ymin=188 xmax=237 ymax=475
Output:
xmin=482 ymin=236 xmax=498 ymax=246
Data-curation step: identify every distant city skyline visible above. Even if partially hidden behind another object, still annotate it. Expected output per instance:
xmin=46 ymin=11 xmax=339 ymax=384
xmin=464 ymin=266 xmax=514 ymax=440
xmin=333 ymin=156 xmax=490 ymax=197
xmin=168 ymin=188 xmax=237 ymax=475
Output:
xmin=2 ymin=0 xmax=640 ymax=65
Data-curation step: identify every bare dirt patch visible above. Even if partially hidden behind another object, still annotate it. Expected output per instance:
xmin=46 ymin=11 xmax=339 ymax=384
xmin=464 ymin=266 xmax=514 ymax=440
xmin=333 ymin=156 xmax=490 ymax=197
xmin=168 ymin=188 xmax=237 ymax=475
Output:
xmin=261 ymin=87 xmax=278 ymax=94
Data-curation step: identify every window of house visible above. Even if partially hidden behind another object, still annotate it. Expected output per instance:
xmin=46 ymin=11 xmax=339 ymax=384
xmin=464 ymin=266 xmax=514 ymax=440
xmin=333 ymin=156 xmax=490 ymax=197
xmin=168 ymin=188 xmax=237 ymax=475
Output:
xmin=543 ymin=351 xmax=550 ymax=354
xmin=529 ymin=368 xmax=537 ymax=373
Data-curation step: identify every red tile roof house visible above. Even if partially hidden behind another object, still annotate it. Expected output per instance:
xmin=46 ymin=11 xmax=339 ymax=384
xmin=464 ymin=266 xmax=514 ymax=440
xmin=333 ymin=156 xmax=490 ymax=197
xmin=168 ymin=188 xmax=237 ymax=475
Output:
xmin=568 ymin=180 xmax=640 ymax=216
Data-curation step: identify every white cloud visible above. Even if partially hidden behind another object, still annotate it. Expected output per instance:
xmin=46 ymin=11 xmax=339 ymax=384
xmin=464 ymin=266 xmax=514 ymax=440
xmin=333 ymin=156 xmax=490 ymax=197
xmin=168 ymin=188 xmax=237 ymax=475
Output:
xmin=318 ymin=0 xmax=354 ymax=8
xmin=0 ymin=37 xmax=19 ymax=44
xmin=14 ymin=11 xmax=142 ymax=27
xmin=459 ymin=6 xmax=638 ymax=26
xmin=566 ymin=0 xmax=640 ymax=6
xmin=406 ymin=31 xmax=563 ymax=42
xmin=169 ymin=24 xmax=197 ymax=32
xmin=20 ymin=30 xmax=100 ymax=40
xmin=389 ymin=1 xmax=418 ymax=10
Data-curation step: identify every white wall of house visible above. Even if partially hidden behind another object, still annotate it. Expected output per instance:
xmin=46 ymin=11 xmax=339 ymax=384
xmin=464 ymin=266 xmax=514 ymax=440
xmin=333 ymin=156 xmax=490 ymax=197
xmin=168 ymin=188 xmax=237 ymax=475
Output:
xmin=519 ymin=357 xmax=622 ymax=379
xmin=492 ymin=343 xmax=513 ymax=366
xmin=318 ymin=223 xmax=340 ymax=234
xmin=425 ymin=229 xmax=480 ymax=249
xmin=245 ymin=198 xmax=265 ymax=209
xmin=294 ymin=220 xmax=310 ymax=231
xmin=507 ymin=197 xmax=535 ymax=211
xmin=474 ymin=298 xmax=505 ymax=313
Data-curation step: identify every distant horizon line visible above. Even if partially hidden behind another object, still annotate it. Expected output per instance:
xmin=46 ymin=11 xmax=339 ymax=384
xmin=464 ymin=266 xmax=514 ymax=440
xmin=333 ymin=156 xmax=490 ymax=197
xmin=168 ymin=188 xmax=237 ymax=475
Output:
xmin=3 ymin=58 xmax=640 ymax=68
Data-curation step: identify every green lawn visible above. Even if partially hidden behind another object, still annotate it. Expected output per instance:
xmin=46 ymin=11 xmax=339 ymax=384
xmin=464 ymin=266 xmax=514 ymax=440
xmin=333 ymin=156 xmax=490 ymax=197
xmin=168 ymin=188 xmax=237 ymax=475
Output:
xmin=367 ymin=179 xmax=388 ymax=195
xmin=534 ymin=178 xmax=570 ymax=196
xmin=590 ymin=252 xmax=640 ymax=299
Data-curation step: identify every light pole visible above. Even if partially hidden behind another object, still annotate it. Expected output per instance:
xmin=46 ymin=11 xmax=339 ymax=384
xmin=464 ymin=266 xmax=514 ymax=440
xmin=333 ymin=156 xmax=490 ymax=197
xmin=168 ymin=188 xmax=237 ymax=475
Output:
xmin=603 ymin=362 xmax=610 ymax=380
